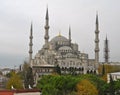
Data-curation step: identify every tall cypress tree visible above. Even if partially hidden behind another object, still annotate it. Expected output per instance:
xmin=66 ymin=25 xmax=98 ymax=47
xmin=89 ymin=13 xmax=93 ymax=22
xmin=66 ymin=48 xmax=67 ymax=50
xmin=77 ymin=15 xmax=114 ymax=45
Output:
xmin=109 ymin=74 xmax=115 ymax=95
xmin=102 ymin=64 xmax=105 ymax=76
xmin=24 ymin=67 xmax=34 ymax=88
xmin=55 ymin=65 xmax=61 ymax=75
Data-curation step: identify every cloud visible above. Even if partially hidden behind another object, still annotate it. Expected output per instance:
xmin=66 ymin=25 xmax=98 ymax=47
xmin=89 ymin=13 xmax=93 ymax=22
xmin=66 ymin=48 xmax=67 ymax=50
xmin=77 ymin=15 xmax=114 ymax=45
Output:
xmin=0 ymin=0 xmax=120 ymax=68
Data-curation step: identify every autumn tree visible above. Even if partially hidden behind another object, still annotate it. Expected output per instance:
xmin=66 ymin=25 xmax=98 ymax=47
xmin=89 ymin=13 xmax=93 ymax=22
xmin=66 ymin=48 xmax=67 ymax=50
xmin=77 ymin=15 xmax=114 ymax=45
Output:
xmin=6 ymin=71 xmax=23 ymax=89
xmin=76 ymin=79 xmax=98 ymax=95
xmin=37 ymin=74 xmax=107 ymax=95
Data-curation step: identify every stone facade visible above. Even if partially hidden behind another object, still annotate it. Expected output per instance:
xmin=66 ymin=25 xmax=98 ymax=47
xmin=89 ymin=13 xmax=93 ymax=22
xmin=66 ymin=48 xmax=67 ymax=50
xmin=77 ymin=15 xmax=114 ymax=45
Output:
xmin=29 ymin=9 xmax=99 ymax=81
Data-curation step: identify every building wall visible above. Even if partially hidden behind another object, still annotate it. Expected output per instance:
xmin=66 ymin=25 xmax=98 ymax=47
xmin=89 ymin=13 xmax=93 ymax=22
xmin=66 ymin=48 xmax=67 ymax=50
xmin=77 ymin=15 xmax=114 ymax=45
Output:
xmin=0 ymin=91 xmax=13 ymax=95
xmin=0 ymin=90 xmax=41 ymax=95
xmin=107 ymin=72 xmax=120 ymax=83
xmin=14 ymin=92 xmax=40 ymax=95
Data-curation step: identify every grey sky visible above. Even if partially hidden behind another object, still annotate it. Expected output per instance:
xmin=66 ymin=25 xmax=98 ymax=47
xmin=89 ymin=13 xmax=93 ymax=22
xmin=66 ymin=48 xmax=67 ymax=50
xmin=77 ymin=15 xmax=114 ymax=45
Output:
xmin=0 ymin=0 xmax=120 ymax=68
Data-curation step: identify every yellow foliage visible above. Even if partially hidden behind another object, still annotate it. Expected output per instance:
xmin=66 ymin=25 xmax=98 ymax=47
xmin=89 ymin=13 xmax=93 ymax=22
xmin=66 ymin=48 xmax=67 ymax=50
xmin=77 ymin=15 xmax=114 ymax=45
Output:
xmin=98 ymin=64 xmax=120 ymax=75
xmin=98 ymin=64 xmax=120 ymax=82
xmin=101 ymin=74 xmax=107 ymax=82
xmin=76 ymin=79 xmax=98 ymax=95
xmin=6 ymin=72 xmax=23 ymax=89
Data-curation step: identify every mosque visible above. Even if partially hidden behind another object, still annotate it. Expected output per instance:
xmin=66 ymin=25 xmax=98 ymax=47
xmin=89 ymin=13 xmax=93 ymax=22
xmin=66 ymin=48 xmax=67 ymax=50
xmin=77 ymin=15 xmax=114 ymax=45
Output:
xmin=28 ymin=8 xmax=100 ymax=80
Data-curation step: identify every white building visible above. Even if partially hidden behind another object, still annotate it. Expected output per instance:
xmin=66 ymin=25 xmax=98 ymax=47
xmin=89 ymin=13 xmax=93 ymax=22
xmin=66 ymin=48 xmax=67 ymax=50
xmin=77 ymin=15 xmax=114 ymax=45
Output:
xmin=107 ymin=72 xmax=120 ymax=83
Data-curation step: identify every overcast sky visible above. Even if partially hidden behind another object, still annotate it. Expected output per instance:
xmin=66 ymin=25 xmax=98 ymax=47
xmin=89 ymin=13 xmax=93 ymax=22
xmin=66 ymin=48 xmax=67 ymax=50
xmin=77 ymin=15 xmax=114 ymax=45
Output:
xmin=0 ymin=0 xmax=120 ymax=68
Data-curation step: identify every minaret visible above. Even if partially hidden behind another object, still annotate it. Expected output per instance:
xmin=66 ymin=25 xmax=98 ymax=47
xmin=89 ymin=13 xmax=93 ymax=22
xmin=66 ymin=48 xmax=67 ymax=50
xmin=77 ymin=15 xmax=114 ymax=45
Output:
xmin=29 ymin=23 xmax=33 ymax=63
xmin=44 ymin=8 xmax=49 ymax=49
xmin=95 ymin=13 xmax=100 ymax=64
xmin=69 ymin=26 xmax=71 ymax=45
xmin=104 ymin=36 xmax=109 ymax=63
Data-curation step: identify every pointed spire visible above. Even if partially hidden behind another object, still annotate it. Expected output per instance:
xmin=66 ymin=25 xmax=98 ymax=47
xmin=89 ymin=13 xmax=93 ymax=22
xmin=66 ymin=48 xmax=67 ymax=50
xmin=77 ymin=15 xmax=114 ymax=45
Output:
xmin=96 ymin=12 xmax=99 ymax=30
xmin=46 ymin=7 xmax=49 ymax=20
xmin=104 ymin=35 xmax=109 ymax=63
xmin=29 ymin=22 xmax=33 ymax=63
xmin=106 ymin=35 xmax=108 ymax=41
xmin=69 ymin=26 xmax=71 ymax=36
xmin=44 ymin=7 xmax=50 ymax=49
xmin=58 ymin=30 xmax=61 ymax=36
xmin=69 ymin=26 xmax=71 ymax=45
xmin=96 ymin=12 xmax=98 ymax=24
xmin=30 ymin=22 xmax=33 ymax=36
xmin=105 ymin=35 xmax=108 ymax=45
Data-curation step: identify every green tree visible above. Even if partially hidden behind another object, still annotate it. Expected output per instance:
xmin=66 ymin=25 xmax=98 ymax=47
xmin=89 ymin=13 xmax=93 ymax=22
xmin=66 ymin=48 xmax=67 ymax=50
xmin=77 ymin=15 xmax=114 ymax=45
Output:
xmin=114 ymin=79 xmax=120 ymax=95
xmin=37 ymin=74 xmax=107 ymax=95
xmin=6 ymin=72 xmax=23 ymax=89
xmin=109 ymin=74 xmax=115 ymax=95
xmin=54 ymin=65 xmax=61 ymax=75
xmin=18 ymin=61 xmax=34 ymax=88
xmin=24 ymin=67 xmax=34 ymax=88
xmin=37 ymin=75 xmax=80 ymax=95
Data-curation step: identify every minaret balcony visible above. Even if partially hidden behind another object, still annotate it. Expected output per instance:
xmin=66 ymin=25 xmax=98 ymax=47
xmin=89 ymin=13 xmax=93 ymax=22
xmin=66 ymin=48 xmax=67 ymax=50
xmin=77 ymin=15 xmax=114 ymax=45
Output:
xmin=95 ymin=39 xmax=99 ymax=42
xmin=29 ymin=43 xmax=33 ymax=46
xmin=29 ymin=51 xmax=33 ymax=53
xmin=44 ymin=26 xmax=49 ymax=29
xmin=95 ymin=49 xmax=99 ymax=52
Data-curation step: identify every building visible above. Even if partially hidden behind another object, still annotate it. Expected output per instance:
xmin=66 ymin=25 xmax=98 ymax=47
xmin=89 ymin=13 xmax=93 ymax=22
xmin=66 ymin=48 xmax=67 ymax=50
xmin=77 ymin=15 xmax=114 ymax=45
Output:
xmin=107 ymin=72 xmax=120 ymax=83
xmin=0 ymin=68 xmax=11 ymax=75
xmin=0 ymin=89 xmax=41 ymax=95
xmin=28 ymin=8 xmax=100 ymax=81
xmin=0 ymin=75 xmax=8 ymax=89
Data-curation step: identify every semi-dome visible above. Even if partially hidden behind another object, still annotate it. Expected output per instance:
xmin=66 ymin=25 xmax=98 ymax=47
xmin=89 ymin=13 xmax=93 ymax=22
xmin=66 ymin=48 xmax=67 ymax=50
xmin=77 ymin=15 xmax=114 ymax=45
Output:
xmin=59 ymin=46 xmax=72 ymax=51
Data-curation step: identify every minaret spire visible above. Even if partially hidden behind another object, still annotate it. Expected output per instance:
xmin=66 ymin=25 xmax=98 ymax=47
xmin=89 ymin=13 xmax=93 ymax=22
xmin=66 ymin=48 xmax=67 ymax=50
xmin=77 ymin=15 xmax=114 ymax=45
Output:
xmin=69 ymin=26 xmax=71 ymax=45
xmin=44 ymin=7 xmax=49 ymax=49
xmin=29 ymin=23 xmax=33 ymax=63
xmin=104 ymin=35 xmax=109 ymax=63
xmin=95 ymin=12 xmax=100 ymax=64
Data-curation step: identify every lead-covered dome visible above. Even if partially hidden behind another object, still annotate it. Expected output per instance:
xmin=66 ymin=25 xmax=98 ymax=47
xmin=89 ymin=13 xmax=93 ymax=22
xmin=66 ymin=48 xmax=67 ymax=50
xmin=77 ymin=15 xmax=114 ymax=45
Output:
xmin=50 ymin=35 xmax=69 ymax=46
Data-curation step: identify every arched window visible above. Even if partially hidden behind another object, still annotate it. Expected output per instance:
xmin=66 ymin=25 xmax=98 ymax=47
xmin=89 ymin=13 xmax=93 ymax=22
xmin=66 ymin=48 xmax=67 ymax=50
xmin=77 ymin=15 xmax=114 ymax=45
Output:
xmin=70 ymin=61 xmax=72 ymax=66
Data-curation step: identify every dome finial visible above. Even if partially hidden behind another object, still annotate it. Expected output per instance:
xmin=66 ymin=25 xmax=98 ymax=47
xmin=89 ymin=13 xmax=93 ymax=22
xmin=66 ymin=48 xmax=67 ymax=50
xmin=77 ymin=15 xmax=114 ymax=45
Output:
xmin=58 ymin=30 xmax=61 ymax=36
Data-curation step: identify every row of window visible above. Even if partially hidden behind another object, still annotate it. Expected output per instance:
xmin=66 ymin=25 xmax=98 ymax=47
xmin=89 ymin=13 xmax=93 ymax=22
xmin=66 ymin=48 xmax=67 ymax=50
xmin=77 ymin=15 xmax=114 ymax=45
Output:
xmin=35 ymin=68 xmax=53 ymax=73
xmin=61 ymin=67 xmax=84 ymax=71
xmin=59 ymin=61 xmax=83 ymax=67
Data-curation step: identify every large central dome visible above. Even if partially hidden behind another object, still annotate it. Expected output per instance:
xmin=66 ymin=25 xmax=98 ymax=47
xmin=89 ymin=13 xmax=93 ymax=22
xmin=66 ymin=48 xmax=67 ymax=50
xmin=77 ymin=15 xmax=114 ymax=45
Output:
xmin=50 ymin=35 xmax=69 ymax=44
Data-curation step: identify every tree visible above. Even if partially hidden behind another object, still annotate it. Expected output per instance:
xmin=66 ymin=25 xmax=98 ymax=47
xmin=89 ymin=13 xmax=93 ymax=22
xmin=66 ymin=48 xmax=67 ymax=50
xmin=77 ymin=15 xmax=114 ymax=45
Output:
xmin=6 ymin=72 xmax=23 ymax=89
xmin=114 ymin=79 xmax=120 ymax=95
xmin=18 ymin=61 xmax=34 ymax=88
xmin=37 ymin=75 xmax=80 ymax=95
xmin=76 ymin=79 xmax=98 ymax=95
xmin=80 ymin=74 xmax=107 ymax=95
xmin=109 ymin=74 xmax=115 ymax=95
xmin=54 ymin=64 xmax=61 ymax=75
xmin=37 ymin=74 xmax=107 ymax=95
xmin=24 ymin=67 xmax=34 ymax=88
xmin=102 ymin=64 xmax=105 ymax=76
xmin=0 ymin=71 xmax=2 ymax=75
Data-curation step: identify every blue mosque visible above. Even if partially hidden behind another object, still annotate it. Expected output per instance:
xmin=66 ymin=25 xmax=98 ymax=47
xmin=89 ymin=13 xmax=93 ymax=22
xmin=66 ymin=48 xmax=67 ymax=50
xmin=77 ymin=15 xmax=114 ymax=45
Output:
xmin=28 ymin=8 xmax=100 ymax=80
